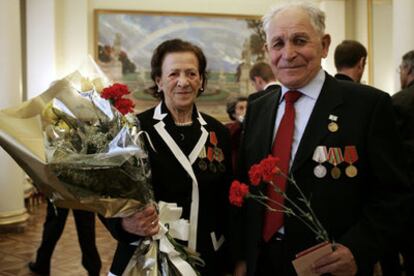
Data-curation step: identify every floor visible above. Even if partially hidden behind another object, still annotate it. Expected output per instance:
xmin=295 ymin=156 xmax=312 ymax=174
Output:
xmin=0 ymin=202 xmax=396 ymax=276
xmin=0 ymin=202 xmax=117 ymax=276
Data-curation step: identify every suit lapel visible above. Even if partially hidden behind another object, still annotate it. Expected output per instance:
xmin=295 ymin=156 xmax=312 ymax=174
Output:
xmin=291 ymin=74 xmax=343 ymax=173
xmin=257 ymin=86 xmax=281 ymax=155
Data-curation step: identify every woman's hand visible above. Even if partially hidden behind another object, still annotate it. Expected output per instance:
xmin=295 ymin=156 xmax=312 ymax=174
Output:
xmin=121 ymin=204 xmax=160 ymax=237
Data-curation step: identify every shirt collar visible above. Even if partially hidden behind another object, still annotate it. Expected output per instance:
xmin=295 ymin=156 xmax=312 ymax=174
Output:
xmin=280 ymin=68 xmax=325 ymax=102
xmin=263 ymin=81 xmax=279 ymax=90
xmin=153 ymin=101 xmax=207 ymax=125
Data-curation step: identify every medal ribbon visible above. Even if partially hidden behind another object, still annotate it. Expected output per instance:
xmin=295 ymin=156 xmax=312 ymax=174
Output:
xmin=209 ymin=131 xmax=217 ymax=146
xmin=327 ymin=147 xmax=344 ymax=166
xmin=344 ymin=146 xmax=358 ymax=164
xmin=207 ymin=147 xmax=214 ymax=161
xmin=312 ymin=146 xmax=328 ymax=163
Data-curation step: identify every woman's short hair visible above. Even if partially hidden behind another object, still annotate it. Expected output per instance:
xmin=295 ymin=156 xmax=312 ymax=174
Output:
xmin=149 ymin=39 xmax=207 ymax=99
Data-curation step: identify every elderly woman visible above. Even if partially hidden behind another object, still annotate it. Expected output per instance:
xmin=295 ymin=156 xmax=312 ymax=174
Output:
xmin=103 ymin=39 xmax=232 ymax=276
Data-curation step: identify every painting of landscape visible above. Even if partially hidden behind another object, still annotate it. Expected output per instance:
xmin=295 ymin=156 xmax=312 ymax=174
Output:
xmin=95 ymin=10 xmax=265 ymax=121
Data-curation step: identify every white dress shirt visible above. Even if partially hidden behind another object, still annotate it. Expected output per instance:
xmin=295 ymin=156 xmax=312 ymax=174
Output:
xmin=273 ymin=69 xmax=326 ymax=169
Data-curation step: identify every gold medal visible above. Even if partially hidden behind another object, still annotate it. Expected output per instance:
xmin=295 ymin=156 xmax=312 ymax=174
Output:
xmin=328 ymin=122 xmax=339 ymax=132
xmin=198 ymin=159 xmax=207 ymax=171
xmin=331 ymin=166 xmax=341 ymax=179
xmin=345 ymin=165 xmax=358 ymax=178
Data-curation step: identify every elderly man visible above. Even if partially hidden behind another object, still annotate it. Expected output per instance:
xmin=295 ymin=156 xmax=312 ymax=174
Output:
xmin=334 ymin=40 xmax=367 ymax=83
xmin=232 ymin=2 xmax=412 ymax=276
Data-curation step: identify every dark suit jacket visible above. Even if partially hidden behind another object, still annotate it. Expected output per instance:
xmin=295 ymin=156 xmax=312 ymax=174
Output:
xmin=234 ymin=73 xmax=412 ymax=275
xmin=101 ymin=103 xmax=232 ymax=275
xmin=392 ymin=80 xmax=414 ymax=171
xmin=248 ymin=84 xmax=280 ymax=102
xmin=334 ymin=73 xmax=354 ymax=82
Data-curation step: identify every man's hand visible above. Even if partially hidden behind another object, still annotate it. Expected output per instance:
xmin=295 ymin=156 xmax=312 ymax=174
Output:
xmin=312 ymin=243 xmax=357 ymax=276
xmin=121 ymin=204 xmax=159 ymax=236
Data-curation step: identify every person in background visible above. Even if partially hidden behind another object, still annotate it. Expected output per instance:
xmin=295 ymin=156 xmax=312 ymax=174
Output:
xmin=29 ymin=201 xmax=101 ymax=276
xmin=334 ymin=40 xmax=367 ymax=83
xmin=232 ymin=2 xmax=412 ymax=276
xmin=248 ymin=62 xmax=279 ymax=101
xmin=101 ymin=39 xmax=232 ymax=276
xmin=381 ymin=50 xmax=414 ymax=276
xmin=225 ymin=96 xmax=248 ymax=170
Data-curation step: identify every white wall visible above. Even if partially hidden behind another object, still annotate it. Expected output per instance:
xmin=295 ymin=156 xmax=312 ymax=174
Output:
xmin=55 ymin=0 xmax=89 ymax=78
xmin=0 ymin=1 xmax=26 ymax=217
xmin=26 ymin=0 xmax=56 ymax=98
xmin=372 ymin=0 xmax=393 ymax=93
xmin=320 ymin=0 xmax=346 ymax=77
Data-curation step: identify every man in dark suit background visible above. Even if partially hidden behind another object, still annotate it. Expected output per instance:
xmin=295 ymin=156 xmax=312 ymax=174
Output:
xmin=232 ymin=2 xmax=412 ymax=276
xmin=381 ymin=50 xmax=414 ymax=276
xmin=334 ymin=40 xmax=367 ymax=83
xmin=248 ymin=62 xmax=279 ymax=102
xmin=393 ymin=50 xmax=414 ymax=168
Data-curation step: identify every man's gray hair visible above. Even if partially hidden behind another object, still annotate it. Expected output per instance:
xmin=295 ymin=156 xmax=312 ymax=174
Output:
xmin=262 ymin=1 xmax=326 ymax=40
xmin=402 ymin=50 xmax=414 ymax=74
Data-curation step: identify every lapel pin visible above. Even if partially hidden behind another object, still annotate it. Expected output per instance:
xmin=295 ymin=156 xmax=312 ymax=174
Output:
xmin=328 ymin=114 xmax=339 ymax=133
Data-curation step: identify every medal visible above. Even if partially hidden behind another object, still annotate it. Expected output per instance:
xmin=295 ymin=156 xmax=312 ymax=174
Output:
xmin=327 ymin=114 xmax=339 ymax=133
xmin=331 ymin=166 xmax=341 ymax=179
xmin=328 ymin=122 xmax=339 ymax=132
xmin=207 ymin=147 xmax=214 ymax=162
xmin=314 ymin=164 xmax=327 ymax=178
xmin=198 ymin=159 xmax=207 ymax=171
xmin=209 ymin=131 xmax=218 ymax=146
xmin=345 ymin=165 xmax=357 ymax=178
xmin=312 ymin=146 xmax=328 ymax=178
xmin=209 ymin=162 xmax=217 ymax=173
xmin=327 ymin=147 xmax=344 ymax=179
xmin=344 ymin=146 xmax=358 ymax=178
xmin=198 ymin=146 xmax=207 ymax=159
xmin=214 ymin=147 xmax=224 ymax=162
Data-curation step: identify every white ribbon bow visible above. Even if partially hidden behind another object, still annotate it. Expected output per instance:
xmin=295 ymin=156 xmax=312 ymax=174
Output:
xmin=152 ymin=201 xmax=197 ymax=276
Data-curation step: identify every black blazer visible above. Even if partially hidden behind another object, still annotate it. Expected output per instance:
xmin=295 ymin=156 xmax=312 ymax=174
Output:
xmin=234 ymin=73 xmax=412 ymax=275
xmin=101 ymin=103 xmax=232 ymax=275
xmin=392 ymin=81 xmax=414 ymax=171
xmin=248 ymin=84 xmax=280 ymax=102
xmin=334 ymin=73 xmax=354 ymax=82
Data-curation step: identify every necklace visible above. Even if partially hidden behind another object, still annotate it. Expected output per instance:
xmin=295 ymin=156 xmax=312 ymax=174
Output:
xmin=174 ymin=121 xmax=193 ymax=126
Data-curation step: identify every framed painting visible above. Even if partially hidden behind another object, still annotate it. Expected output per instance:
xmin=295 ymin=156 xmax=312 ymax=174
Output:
xmin=94 ymin=10 xmax=265 ymax=121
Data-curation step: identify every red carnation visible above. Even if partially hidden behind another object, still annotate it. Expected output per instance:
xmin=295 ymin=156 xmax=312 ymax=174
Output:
xmin=260 ymin=155 xmax=281 ymax=182
xmin=114 ymin=98 xmax=135 ymax=115
xmin=229 ymin=180 xmax=249 ymax=207
xmin=248 ymin=164 xmax=263 ymax=186
xmin=101 ymin=83 xmax=130 ymax=101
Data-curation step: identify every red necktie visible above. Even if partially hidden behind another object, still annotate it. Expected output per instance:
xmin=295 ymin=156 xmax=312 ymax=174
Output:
xmin=262 ymin=90 xmax=302 ymax=242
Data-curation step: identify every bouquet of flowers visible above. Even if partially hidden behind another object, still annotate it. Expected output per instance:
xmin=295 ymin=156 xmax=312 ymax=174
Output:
xmin=229 ymin=155 xmax=333 ymax=275
xmin=0 ymin=60 xmax=201 ymax=275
